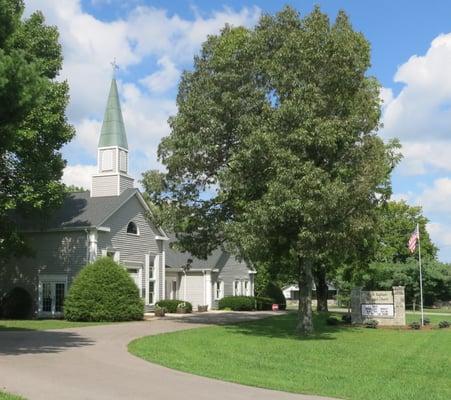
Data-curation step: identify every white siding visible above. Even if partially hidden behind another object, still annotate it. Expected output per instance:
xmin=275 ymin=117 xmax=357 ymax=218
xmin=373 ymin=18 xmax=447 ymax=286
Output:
xmin=0 ymin=231 xmax=88 ymax=313
xmin=91 ymin=175 xmax=118 ymax=197
xmin=119 ymin=175 xmax=134 ymax=195
xmin=180 ymin=272 xmax=204 ymax=307
xmin=218 ymin=255 xmax=253 ymax=297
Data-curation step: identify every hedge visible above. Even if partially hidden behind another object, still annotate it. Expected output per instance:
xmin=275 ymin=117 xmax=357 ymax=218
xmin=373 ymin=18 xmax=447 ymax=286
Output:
xmin=218 ymin=296 xmax=256 ymax=311
xmin=155 ymin=299 xmax=192 ymax=313
xmin=259 ymin=282 xmax=286 ymax=310
xmin=0 ymin=287 xmax=33 ymax=319
xmin=255 ymin=296 xmax=275 ymax=310
xmin=64 ymin=257 xmax=144 ymax=322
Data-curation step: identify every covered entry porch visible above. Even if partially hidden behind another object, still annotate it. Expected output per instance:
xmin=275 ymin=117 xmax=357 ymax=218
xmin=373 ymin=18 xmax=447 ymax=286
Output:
xmin=165 ymin=269 xmax=214 ymax=310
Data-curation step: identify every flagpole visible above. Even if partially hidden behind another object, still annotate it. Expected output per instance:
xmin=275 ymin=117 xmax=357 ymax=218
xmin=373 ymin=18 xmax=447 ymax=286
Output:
xmin=417 ymin=223 xmax=424 ymax=326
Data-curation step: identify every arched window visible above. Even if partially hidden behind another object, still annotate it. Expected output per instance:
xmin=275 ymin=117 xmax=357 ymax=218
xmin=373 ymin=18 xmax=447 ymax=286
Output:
xmin=126 ymin=221 xmax=138 ymax=235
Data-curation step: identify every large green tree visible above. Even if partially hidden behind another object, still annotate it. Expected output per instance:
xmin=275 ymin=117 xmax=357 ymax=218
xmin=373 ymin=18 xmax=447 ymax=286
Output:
xmin=0 ymin=1 xmax=74 ymax=258
xmin=143 ymin=6 xmax=398 ymax=333
xmin=376 ymin=200 xmax=437 ymax=263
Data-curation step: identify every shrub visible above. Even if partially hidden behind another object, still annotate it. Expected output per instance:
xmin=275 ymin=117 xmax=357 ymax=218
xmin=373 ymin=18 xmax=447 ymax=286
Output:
xmin=363 ymin=319 xmax=379 ymax=329
xmin=218 ymin=296 xmax=256 ymax=311
xmin=326 ymin=316 xmax=340 ymax=325
xmin=0 ymin=287 xmax=33 ymax=319
xmin=64 ymin=257 xmax=144 ymax=322
xmin=410 ymin=321 xmax=421 ymax=330
xmin=259 ymin=282 xmax=286 ymax=310
xmin=255 ymin=296 xmax=274 ymax=310
xmin=155 ymin=299 xmax=192 ymax=313
xmin=341 ymin=314 xmax=352 ymax=324
xmin=438 ymin=320 xmax=450 ymax=329
xmin=176 ymin=302 xmax=192 ymax=313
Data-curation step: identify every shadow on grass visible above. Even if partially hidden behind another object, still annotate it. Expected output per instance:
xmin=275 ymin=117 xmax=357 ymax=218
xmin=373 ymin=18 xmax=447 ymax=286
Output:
xmin=0 ymin=329 xmax=95 ymax=355
xmin=223 ymin=312 xmax=361 ymax=341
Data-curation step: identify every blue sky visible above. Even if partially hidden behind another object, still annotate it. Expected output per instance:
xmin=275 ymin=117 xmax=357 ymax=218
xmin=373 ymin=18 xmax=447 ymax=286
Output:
xmin=25 ymin=1 xmax=451 ymax=261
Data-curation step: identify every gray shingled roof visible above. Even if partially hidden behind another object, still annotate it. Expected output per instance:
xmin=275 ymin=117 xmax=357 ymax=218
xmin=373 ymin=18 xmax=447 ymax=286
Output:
xmin=17 ymin=188 xmax=139 ymax=231
xmin=164 ymin=233 xmax=250 ymax=271
xmin=164 ymin=233 xmax=223 ymax=269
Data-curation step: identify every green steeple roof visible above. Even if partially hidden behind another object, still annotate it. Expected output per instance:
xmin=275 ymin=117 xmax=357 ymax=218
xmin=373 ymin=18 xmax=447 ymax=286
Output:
xmin=98 ymin=78 xmax=128 ymax=149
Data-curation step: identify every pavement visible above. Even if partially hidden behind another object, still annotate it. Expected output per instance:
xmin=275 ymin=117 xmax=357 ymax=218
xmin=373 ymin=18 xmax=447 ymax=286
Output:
xmin=0 ymin=311 xmax=337 ymax=400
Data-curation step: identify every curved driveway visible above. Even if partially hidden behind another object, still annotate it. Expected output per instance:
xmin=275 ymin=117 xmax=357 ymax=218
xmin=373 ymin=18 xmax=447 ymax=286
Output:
xmin=0 ymin=312 xmax=336 ymax=400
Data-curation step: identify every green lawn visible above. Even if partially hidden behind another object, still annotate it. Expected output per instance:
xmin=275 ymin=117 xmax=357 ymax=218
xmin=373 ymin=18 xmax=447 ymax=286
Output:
xmin=129 ymin=313 xmax=451 ymax=400
xmin=0 ymin=319 xmax=110 ymax=331
xmin=0 ymin=391 xmax=25 ymax=400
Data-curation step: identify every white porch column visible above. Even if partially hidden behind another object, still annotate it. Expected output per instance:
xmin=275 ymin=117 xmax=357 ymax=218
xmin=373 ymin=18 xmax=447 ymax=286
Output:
xmin=154 ymin=254 xmax=160 ymax=302
xmin=88 ymin=230 xmax=98 ymax=263
xmin=144 ymin=254 xmax=150 ymax=305
xmin=161 ymin=248 xmax=166 ymax=300
xmin=204 ymin=270 xmax=212 ymax=308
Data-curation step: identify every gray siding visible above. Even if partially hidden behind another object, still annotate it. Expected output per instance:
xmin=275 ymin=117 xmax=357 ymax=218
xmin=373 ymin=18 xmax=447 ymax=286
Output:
xmin=0 ymin=231 xmax=88 ymax=312
xmin=218 ymin=255 xmax=252 ymax=297
xmin=97 ymin=195 xmax=159 ymax=262
xmin=92 ymin=174 xmax=118 ymax=197
xmin=119 ymin=175 xmax=134 ymax=194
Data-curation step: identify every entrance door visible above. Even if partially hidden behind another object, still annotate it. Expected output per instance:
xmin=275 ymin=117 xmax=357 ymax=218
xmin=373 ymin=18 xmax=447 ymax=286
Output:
xmin=40 ymin=278 xmax=66 ymax=315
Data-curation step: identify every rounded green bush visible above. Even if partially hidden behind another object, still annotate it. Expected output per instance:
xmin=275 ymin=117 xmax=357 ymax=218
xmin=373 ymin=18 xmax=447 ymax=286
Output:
xmin=1 ymin=287 xmax=33 ymax=319
xmin=64 ymin=257 xmax=144 ymax=322
xmin=155 ymin=299 xmax=192 ymax=313
xmin=255 ymin=296 xmax=274 ymax=310
xmin=259 ymin=282 xmax=286 ymax=310
xmin=218 ymin=296 xmax=256 ymax=311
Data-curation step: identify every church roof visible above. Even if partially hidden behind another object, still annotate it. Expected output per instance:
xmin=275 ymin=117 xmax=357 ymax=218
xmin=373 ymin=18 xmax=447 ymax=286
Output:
xmin=164 ymin=232 xmax=251 ymax=271
xmin=98 ymin=78 xmax=128 ymax=149
xmin=17 ymin=188 xmax=142 ymax=231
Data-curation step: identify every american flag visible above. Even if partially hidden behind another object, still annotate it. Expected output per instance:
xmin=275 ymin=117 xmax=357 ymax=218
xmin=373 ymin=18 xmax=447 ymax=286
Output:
xmin=408 ymin=224 xmax=420 ymax=253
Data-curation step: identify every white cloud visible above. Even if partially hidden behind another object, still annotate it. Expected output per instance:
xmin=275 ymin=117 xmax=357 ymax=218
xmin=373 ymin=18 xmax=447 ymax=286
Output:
xmin=23 ymin=0 xmax=260 ymax=176
xmin=382 ymin=33 xmax=451 ymax=142
xmin=73 ymin=118 xmax=102 ymax=157
xmin=140 ymin=57 xmax=180 ymax=93
xmin=62 ymin=164 xmax=97 ymax=189
xmin=416 ymin=177 xmax=451 ymax=213
xmin=396 ymin=140 xmax=451 ymax=176
xmin=427 ymin=222 xmax=451 ymax=247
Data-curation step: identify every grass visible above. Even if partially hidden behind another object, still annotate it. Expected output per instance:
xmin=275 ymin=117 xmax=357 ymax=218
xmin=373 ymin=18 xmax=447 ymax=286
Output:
xmin=0 ymin=391 xmax=25 ymax=400
xmin=0 ymin=319 xmax=110 ymax=331
xmin=129 ymin=312 xmax=451 ymax=400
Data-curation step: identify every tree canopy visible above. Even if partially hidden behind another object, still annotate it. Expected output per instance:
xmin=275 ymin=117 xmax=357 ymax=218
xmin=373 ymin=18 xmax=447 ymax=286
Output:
xmin=375 ymin=200 xmax=437 ymax=263
xmin=0 ymin=0 xmax=74 ymax=258
xmin=143 ymin=6 xmax=399 ymax=333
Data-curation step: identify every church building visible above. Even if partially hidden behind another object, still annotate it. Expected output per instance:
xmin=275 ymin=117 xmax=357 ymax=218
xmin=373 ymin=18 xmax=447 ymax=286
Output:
xmin=1 ymin=77 xmax=255 ymax=317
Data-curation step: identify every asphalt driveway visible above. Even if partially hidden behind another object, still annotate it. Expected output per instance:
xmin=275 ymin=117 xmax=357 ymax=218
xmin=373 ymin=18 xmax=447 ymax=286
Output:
xmin=0 ymin=311 xmax=336 ymax=400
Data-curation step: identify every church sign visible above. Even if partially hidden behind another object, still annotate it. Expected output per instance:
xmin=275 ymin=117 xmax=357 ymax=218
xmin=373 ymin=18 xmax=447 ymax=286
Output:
xmin=351 ymin=286 xmax=405 ymax=326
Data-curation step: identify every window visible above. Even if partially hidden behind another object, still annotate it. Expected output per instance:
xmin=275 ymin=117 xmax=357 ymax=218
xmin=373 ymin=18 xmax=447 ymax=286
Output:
xmin=233 ymin=280 xmax=241 ymax=296
xmin=215 ymin=281 xmax=224 ymax=300
xmin=243 ymin=280 xmax=250 ymax=296
xmin=127 ymin=221 xmax=138 ymax=235
xmin=148 ymin=281 xmax=155 ymax=304
xmin=39 ymin=276 xmax=66 ymax=314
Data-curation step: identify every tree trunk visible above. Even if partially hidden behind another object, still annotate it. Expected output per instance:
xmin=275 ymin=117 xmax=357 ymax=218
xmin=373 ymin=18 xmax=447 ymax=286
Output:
xmin=315 ymin=265 xmax=328 ymax=312
xmin=296 ymin=257 xmax=314 ymax=334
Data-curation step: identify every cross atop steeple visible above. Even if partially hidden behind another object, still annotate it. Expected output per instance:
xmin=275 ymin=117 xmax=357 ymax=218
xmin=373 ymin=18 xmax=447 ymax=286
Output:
xmin=110 ymin=58 xmax=119 ymax=78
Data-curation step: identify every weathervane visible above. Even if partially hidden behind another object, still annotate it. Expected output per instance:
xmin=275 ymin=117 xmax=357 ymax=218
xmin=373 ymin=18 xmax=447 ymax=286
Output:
xmin=110 ymin=58 xmax=119 ymax=77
